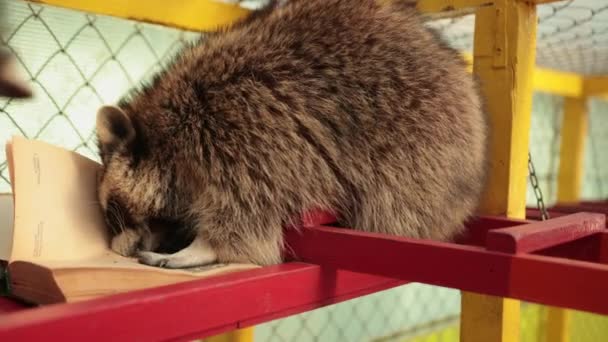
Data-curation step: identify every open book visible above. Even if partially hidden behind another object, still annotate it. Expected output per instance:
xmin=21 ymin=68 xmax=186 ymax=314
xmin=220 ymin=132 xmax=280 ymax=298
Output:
xmin=1 ymin=136 xmax=258 ymax=305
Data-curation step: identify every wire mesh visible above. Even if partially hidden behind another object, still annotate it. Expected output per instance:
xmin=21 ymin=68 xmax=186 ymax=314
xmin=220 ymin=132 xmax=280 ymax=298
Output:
xmin=525 ymin=94 xmax=608 ymax=206
xmin=0 ymin=0 xmax=607 ymax=341
xmin=526 ymin=93 xmax=564 ymax=206
xmin=537 ymin=0 xmax=608 ymax=76
xmin=427 ymin=0 xmax=608 ymax=76
xmin=582 ymin=98 xmax=608 ymax=199
xmin=255 ymin=283 xmax=460 ymax=342
xmin=0 ymin=0 xmax=201 ymax=190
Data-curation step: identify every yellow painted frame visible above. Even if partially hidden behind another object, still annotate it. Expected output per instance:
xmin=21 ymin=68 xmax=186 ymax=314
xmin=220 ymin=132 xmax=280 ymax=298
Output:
xmin=204 ymin=328 xmax=254 ymax=342
xmin=416 ymin=0 xmax=494 ymax=16
xmin=26 ymin=0 xmax=250 ymax=31
xmin=464 ymin=53 xmax=586 ymax=98
xmin=460 ymin=1 xmax=538 ymax=341
xmin=585 ymin=76 xmax=608 ymax=98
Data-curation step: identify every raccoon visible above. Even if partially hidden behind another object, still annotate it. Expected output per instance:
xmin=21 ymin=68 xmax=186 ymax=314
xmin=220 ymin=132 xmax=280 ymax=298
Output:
xmin=95 ymin=0 xmax=488 ymax=268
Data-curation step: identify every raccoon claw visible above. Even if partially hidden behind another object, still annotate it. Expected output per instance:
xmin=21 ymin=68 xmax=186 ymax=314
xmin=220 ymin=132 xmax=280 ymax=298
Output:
xmin=137 ymin=251 xmax=169 ymax=268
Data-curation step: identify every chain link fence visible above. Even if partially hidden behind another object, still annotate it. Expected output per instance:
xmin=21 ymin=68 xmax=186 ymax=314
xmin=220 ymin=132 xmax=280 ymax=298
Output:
xmin=0 ymin=0 xmax=607 ymax=341
xmin=426 ymin=0 xmax=608 ymax=205
xmin=0 ymin=0 xmax=200 ymax=190
xmin=256 ymin=283 xmax=460 ymax=342
xmin=428 ymin=0 xmax=608 ymax=75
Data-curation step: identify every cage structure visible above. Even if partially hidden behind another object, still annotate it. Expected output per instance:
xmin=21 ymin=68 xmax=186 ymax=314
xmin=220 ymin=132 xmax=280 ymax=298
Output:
xmin=0 ymin=0 xmax=607 ymax=341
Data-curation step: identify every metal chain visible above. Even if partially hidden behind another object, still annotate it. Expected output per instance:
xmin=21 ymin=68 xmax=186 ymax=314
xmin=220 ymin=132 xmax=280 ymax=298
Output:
xmin=528 ymin=152 xmax=550 ymax=221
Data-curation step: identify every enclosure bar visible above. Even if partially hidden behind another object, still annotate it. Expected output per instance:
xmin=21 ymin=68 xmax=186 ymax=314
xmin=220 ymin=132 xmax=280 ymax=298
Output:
xmin=528 ymin=0 xmax=566 ymax=3
xmin=0 ymin=263 xmax=406 ymax=341
xmin=464 ymin=0 xmax=539 ymax=340
xmin=285 ymin=221 xmax=608 ymax=316
xmin=25 ymin=0 xmax=565 ymax=30
xmin=464 ymin=53 xmax=584 ymax=98
xmin=486 ymin=212 xmax=604 ymax=253
xmin=23 ymin=0 xmax=250 ymax=32
xmin=557 ymin=97 xmax=588 ymax=204
xmin=533 ymin=69 xmax=584 ymax=98
xmin=415 ymin=0 xmax=495 ymax=14
xmin=472 ymin=0 xmax=537 ymax=218
xmin=205 ymin=328 xmax=254 ymax=342
xmin=546 ymin=308 xmax=571 ymax=342
xmin=584 ymin=76 xmax=608 ymax=98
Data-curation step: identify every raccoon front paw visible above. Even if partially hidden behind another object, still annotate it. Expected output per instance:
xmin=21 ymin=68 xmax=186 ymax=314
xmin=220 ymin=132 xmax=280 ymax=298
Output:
xmin=111 ymin=229 xmax=141 ymax=256
xmin=136 ymin=236 xmax=217 ymax=269
xmin=136 ymin=251 xmax=171 ymax=268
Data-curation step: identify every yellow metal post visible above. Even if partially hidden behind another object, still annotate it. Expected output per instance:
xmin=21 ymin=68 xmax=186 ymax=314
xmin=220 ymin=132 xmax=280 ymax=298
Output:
xmin=557 ymin=97 xmax=589 ymax=204
xmin=546 ymin=307 xmax=571 ymax=342
xmin=461 ymin=294 xmax=521 ymax=341
xmin=533 ymin=69 xmax=584 ymax=98
xmin=204 ymin=328 xmax=254 ymax=342
xmin=584 ymin=76 xmax=608 ymax=98
xmin=461 ymin=0 xmax=538 ymax=341
xmin=25 ymin=0 xmax=250 ymax=32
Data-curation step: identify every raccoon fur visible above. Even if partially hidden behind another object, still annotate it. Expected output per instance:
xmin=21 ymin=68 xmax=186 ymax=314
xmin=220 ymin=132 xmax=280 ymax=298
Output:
xmin=95 ymin=0 xmax=488 ymax=268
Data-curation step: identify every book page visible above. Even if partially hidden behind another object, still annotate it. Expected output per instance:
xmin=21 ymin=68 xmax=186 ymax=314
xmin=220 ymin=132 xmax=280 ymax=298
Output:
xmin=8 ymin=136 xmax=109 ymax=262
xmin=0 ymin=193 xmax=14 ymax=260
xmin=1 ymin=139 xmax=16 ymax=260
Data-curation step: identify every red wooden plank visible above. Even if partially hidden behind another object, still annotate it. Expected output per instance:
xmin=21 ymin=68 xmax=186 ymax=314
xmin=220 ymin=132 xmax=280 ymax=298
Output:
xmin=455 ymin=216 xmax=529 ymax=246
xmin=509 ymin=253 xmax=608 ymax=313
xmin=0 ymin=263 xmax=405 ymax=341
xmin=578 ymin=200 xmax=608 ymax=208
xmin=600 ymin=233 xmax=608 ymax=264
xmin=526 ymin=208 xmax=571 ymax=221
xmin=536 ymin=233 xmax=603 ymax=263
xmin=486 ymin=212 xmax=606 ymax=253
xmin=285 ymin=224 xmax=608 ymax=315
xmin=551 ymin=204 xmax=608 ymax=215
xmin=298 ymin=212 xmax=535 ymax=249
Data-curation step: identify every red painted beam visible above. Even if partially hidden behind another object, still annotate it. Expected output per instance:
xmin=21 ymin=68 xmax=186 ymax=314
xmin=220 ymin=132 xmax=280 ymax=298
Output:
xmin=455 ymin=215 xmax=529 ymax=246
xmin=0 ymin=263 xmax=405 ymax=341
xmin=536 ymin=232 xmax=603 ymax=263
xmin=550 ymin=203 xmax=608 ymax=215
xmin=526 ymin=208 xmax=571 ymax=221
xmin=486 ymin=213 xmax=606 ymax=253
xmin=600 ymin=233 xmax=608 ymax=264
xmin=285 ymin=224 xmax=608 ymax=315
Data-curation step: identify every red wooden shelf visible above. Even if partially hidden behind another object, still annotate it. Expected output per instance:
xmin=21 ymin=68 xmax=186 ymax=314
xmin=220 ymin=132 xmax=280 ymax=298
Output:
xmin=551 ymin=201 xmax=608 ymax=215
xmin=1 ymin=206 xmax=607 ymax=341
xmin=0 ymin=263 xmax=405 ymax=341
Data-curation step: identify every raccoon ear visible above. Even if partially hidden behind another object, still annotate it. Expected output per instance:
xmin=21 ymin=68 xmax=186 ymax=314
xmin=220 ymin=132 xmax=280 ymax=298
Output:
xmin=96 ymin=105 xmax=135 ymax=147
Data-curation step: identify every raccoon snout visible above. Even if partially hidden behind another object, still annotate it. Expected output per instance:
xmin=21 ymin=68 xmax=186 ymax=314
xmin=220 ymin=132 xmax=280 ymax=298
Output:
xmin=110 ymin=229 xmax=141 ymax=257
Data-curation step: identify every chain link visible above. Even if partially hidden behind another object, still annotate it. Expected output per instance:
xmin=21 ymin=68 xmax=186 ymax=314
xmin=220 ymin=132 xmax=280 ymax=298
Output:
xmin=528 ymin=152 xmax=550 ymax=221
